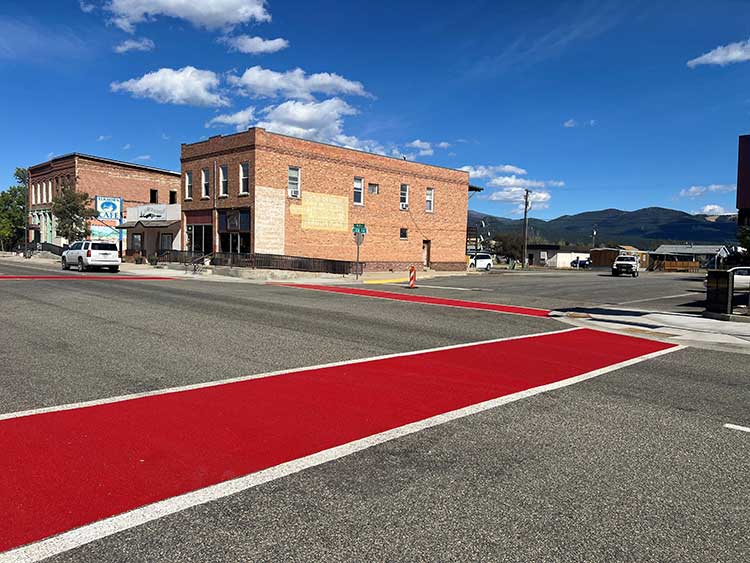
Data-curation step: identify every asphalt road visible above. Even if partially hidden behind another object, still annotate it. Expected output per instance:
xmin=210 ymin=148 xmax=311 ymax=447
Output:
xmin=1 ymin=259 xmax=748 ymax=562
xmin=377 ymin=269 xmax=708 ymax=314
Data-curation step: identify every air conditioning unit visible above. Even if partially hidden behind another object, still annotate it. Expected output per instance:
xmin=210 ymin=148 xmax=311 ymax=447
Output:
xmin=400 ymin=202 xmax=409 ymax=210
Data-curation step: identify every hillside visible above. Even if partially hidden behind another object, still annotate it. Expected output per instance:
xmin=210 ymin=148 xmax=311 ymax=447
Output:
xmin=468 ymin=207 xmax=738 ymax=249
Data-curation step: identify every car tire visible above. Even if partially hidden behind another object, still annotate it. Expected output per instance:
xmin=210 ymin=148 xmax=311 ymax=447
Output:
xmin=485 ymin=264 xmax=491 ymax=271
xmin=78 ymin=258 xmax=86 ymax=273
xmin=61 ymin=258 xmax=68 ymax=270
xmin=109 ymin=266 xmax=119 ymax=273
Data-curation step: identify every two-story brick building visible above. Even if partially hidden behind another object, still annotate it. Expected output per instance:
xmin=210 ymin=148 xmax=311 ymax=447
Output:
xmin=28 ymin=153 xmax=180 ymax=247
xmin=181 ymin=128 xmax=472 ymax=271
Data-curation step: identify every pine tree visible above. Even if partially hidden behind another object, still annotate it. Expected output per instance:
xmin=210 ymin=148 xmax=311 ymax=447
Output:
xmin=51 ymin=184 xmax=97 ymax=243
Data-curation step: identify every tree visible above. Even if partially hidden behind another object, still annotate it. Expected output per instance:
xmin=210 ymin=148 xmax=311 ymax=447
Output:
xmin=51 ymin=184 xmax=97 ymax=243
xmin=0 ymin=168 xmax=28 ymax=251
xmin=492 ymin=232 xmax=525 ymax=259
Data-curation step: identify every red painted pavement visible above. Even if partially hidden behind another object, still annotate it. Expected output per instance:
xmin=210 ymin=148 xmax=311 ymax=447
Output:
xmin=0 ymin=275 xmax=174 ymax=281
xmin=277 ymin=283 xmax=551 ymax=317
xmin=0 ymin=329 xmax=674 ymax=552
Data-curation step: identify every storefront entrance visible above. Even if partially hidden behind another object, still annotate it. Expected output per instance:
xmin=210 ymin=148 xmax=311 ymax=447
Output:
xmin=186 ymin=224 xmax=212 ymax=254
xmin=218 ymin=209 xmax=251 ymax=254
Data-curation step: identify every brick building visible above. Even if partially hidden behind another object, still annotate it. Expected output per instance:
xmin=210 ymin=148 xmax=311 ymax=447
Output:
xmin=28 ymin=153 xmax=180 ymax=246
xmin=738 ymin=134 xmax=749 ymax=227
xmin=181 ymin=128 xmax=472 ymax=271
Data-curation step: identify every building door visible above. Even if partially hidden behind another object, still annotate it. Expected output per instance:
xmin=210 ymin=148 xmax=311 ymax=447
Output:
xmin=422 ymin=240 xmax=431 ymax=267
xmin=160 ymin=233 xmax=173 ymax=252
xmin=186 ymin=224 xmax=212 ymax=255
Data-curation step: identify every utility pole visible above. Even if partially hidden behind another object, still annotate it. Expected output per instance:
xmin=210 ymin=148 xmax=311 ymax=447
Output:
xmin=592 ymin=224 xmax=597 ymax=249
xmin=522 ymin=189 xmax=530 ymax=268
xmin=24 ymin=169 xmax=29 ymax=257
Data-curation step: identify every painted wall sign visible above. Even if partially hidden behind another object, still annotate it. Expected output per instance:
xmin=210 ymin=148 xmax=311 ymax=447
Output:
xmin=138 ymin=205 xmax=167 ymax=221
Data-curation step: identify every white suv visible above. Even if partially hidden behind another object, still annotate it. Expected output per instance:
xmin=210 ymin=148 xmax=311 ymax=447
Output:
xmin=469 ymin=253 xmax=494 ymax=271
xmin=62 ymin=241 xmax=121 ymax=272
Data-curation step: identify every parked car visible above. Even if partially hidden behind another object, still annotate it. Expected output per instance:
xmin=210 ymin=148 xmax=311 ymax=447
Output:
xmin=570 ymin=258 xmax=591 ymax=269
xmin=62 ymin=241 xmax=121 ymax=272
xmin=612 ymin=255 xmax=639 ymax=277
xmin=703 ymin=267 xmax=750 ymax=290
xmin=469 ymin=253 xmax=493 ymax=271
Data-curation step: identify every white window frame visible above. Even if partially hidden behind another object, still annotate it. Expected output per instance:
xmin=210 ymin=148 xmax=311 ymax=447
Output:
xmin=240 ymin=162 xmax=249 ymax=195
xmin=31 ymin=183 xmax=36 ymax=205
xmin=353 ymin=177 xmax=364 ymax=206
xmin=219 ymin=165 xmax=228 ymax=197
xmin=400 ymin=184 xmax=409 ymax=210
xmin=288 ymin=166 xmax=300 ymax=199
xmin=201 ymin=168 xmax=210 ymax=199
xmin=41 ymin=181 xmax=47 ymax=204
xmin=49 ymin=181 xmax=53 ymax=202
xmin=368 ymin=183 xmax=379 ymax=195
xmin=426 ymin=187 xmax=434 ymax=213
xmin=185 ymin=171 xmax=193 ymax=200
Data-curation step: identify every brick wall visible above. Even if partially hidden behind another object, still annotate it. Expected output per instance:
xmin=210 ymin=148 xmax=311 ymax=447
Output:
xmin=180 ymin=128 xmax=469 ymax=270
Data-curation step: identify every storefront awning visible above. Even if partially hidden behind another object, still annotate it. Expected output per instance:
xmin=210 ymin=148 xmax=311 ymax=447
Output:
xmin=116 ymin=220 xmax=181 ymax=229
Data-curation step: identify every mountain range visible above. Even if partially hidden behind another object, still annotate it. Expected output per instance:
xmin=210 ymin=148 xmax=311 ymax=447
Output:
xmin=468 ymin=207 xmax=739 ymax=249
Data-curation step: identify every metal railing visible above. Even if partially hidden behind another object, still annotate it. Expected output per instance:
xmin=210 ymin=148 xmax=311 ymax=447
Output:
xmin=211 ymin=252 xmax=354 ymax=274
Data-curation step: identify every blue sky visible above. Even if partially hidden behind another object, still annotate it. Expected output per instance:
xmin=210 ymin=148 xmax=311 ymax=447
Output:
xmin=1 ymin=0 xmax=749 ymax=219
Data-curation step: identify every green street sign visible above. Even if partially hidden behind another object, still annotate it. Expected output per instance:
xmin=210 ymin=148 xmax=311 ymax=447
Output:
xmin=352 ymin=223 xmax=367 ymax=234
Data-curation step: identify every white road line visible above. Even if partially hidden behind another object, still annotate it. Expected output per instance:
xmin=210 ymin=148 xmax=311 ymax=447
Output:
xmin=616 ymin=293 xmax=695 ymax=305
xmin=0 ymin=343 xmax=683 ymax=563
xmin=0 ymin=327 xmax=582 ymax=422
xmin=724 ymin=423 xmax=750 ymax=433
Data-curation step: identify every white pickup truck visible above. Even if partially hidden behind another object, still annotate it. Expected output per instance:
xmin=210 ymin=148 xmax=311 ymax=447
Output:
xmin=612 ymin=255 xmax=639 ymax=277
xmin=62 ymin=240 xmax=121 ymax=272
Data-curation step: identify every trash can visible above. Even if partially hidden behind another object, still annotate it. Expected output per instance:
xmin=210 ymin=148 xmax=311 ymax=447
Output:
xmin=705 ymin=270 xmax=733 ymax=314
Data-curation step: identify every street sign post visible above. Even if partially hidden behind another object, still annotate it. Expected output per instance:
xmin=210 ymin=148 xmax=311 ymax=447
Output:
xmin=352 ymin=224 xmax=366 ymax=279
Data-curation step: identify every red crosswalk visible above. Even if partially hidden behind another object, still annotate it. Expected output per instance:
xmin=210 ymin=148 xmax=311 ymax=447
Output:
xmin=0 ymin=328 xmax=675 ymax=554
xmin=275 ymin=284 xmax=551 ymax=317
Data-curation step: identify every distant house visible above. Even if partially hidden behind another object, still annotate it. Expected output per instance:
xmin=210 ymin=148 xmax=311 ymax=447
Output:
xmin=590 ymin=246 xmax=650 ymax=269
xmin=651 ymin=244 xmax=729 ymax=269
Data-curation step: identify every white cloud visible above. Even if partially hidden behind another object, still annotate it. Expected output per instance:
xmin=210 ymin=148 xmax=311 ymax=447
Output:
xmin=161 ymin=133 xmax=169 ymax=140
xmin=106 ymin=0 xmax=270 ymax=33
xmin=134 ymin=154 xmax=151 ymax=161
xmin=436 ymin=141 xmax=451 ymax=149
xmin=79 ymin=1 xmax=95 ymax=13
xmin=688 ymin=39 xmax=750 ymax=68
xmin=484 ymin=187 xmax=552 ymax=214
xmin=698 ymin=204 xmax=729 ymax=215
xmin=407 ymin=139 xmax=433 ymax=156
xmin=256 ymin=97 xmax=385 ymax=154
xmin=563 ymin=118 xmax=595 ymax=128
xmin=679 ymin=184 xmax=736 ymax=198
xmin=114 ymin=37 xmax=155 ymax=53
xmin=111 ymin=66 xmax=229 ymax=107
xmin=97 ymin=135 xmax=111 ymax=141
xmin=489 ymin=175 xmax=547 ymax=189
xmin=460 ymin=164 xmax=528 ymax=178
xmin=219 ymin=35 xmax=289 ymax=54
xmin=206 ymin=106 xmax=256 ymax=131
xmin=228 ymin=66 xmax=370 ymax=100
xmin=122 ymin=143 xmax=131 ymax=150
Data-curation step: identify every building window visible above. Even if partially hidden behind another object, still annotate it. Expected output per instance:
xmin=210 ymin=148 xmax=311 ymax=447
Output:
xmin=240 ymin=162 xmax=249 ymax=194
xmin=201 ymin=168 xmax=210 ymax=198
xmin=368 ymin=183 xmax=379 ymax=195
xmin=150 ymin=189 xmax=158 ymax=204
xmin=426 ymin=188 xmax=434 ymax=212
xmin=132 ymin=233 xmax=142 ymax=252
xmin=31 ymin=183 xmax=36 ymax=205
xmin=219 ymin=165 xmax=228 ymax=197
xmin=185 ymin=171 xmax=193 ymax=200
xmin=400 ymin=227 xmax=408 ymax=239
xmin=400 ymin=184 xmax=409 ymax=210
xmin=169 ymin=190 xmax=177 ymax=205
xmin=41 ymin=181 xmax=47 ymax=204
xmin=353 ymin=177 xmax=364 ymax=205
xmin=288 ymin=166 xmax=300 ymax=198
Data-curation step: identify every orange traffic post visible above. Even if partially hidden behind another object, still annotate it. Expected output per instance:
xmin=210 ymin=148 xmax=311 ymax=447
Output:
xmin=408 ymin=265 xmax=417 ymax=289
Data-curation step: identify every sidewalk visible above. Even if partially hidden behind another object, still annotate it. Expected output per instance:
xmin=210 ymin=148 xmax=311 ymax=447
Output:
xmin=551 ymin=305 xmax=750 ymax=352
